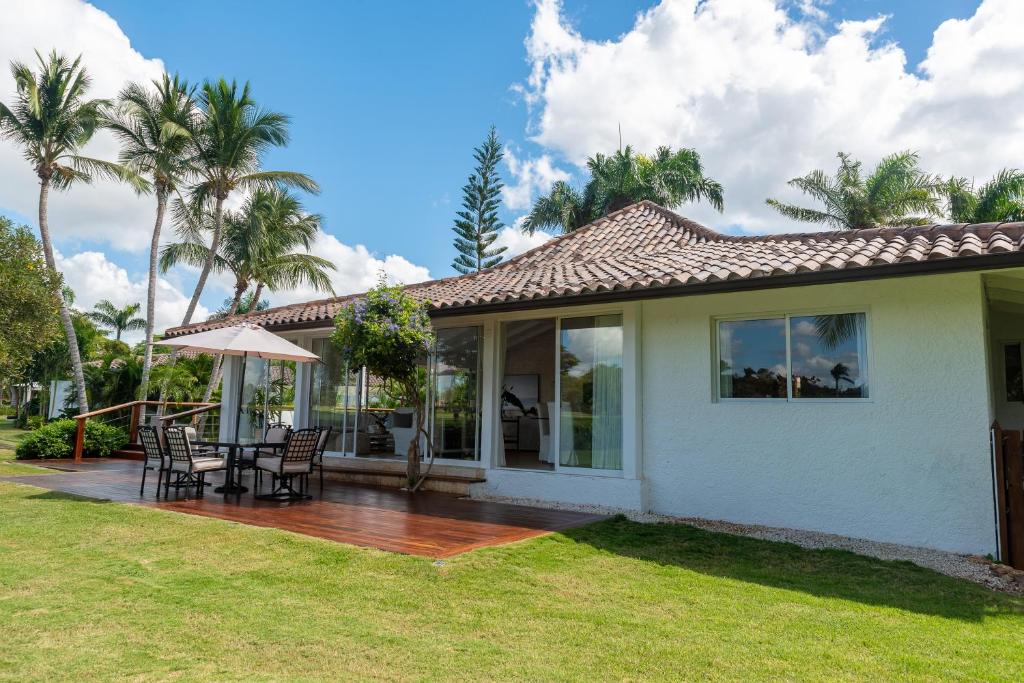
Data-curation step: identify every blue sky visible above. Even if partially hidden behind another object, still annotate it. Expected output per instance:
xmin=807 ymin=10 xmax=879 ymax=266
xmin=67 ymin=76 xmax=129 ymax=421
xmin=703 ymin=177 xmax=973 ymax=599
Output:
xmin=3 ymin=0 xmax=1018 ymax=339
xmin=85 ymin=0 xmax=979 ymax=271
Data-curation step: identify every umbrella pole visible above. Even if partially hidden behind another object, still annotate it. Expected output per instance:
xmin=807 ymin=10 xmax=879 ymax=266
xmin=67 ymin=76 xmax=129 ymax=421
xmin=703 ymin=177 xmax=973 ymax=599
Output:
xmin=234 ymin=351 xmax=247 ymax=444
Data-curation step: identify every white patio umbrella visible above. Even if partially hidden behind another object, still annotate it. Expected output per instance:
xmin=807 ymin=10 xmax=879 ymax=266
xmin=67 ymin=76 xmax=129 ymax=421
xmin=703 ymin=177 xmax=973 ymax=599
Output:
xmin=162 ymin=324 xmax=320 ymax=442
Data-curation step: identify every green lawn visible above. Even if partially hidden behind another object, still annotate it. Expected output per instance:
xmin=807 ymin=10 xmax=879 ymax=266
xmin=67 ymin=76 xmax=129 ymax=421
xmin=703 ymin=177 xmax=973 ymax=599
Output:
xmin=0 ymin=419 xmax=49 ymax=475
xmin=0 ymin=422 xmax=1022 ymax=680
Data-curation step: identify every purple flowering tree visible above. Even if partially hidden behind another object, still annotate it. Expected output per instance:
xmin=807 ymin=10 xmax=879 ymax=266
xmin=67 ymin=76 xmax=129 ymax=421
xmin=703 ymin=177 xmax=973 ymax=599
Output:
xmin=331 ymin=280 xmax=435 ymax=488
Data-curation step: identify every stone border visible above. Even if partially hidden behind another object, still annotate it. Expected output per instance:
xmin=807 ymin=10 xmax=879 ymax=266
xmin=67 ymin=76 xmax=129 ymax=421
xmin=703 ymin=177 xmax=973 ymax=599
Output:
xmin=471 ymin=493 xmax=1022 ymax=593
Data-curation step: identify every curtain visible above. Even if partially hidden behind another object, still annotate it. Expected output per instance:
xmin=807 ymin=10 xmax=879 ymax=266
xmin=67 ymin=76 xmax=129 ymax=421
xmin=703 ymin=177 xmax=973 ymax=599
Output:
xmin=591 ymin=315 xmax=623 ymax=470
xmin=559 ymin=399 xmax=578 ymax=466
xmin=559 ymin=314 xmax=622 ymax=470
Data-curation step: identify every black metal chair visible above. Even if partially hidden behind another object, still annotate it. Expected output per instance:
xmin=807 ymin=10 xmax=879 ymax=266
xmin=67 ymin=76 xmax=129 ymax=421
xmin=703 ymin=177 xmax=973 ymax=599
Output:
xmin=163 ymin=425 xmax=227 ymax=499
xmin=247 ymin=423 xmax=292 ymax=491
xmin=138 ymin=425 xmax=168 ymax=497
xmin=302 ymin=425 xmax=333 ymax=493
xmin=254 ymin=428 xmax=321 ymax=501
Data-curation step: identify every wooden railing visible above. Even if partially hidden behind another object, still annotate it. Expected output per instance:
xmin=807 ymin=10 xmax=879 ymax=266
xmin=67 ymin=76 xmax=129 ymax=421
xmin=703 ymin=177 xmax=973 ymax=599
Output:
xmin=72 ymin=400 xmax=217 ymax=462
xmin=158 ymin=403 xmax=221 ymax=424
xmin=992 ymin=421 xmax=1024 ymax=568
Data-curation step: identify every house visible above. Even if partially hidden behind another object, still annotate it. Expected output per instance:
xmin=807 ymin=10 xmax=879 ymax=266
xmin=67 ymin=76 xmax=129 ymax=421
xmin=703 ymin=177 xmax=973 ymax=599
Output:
xmin=165 ymin=201 xmax=1024 ymax=557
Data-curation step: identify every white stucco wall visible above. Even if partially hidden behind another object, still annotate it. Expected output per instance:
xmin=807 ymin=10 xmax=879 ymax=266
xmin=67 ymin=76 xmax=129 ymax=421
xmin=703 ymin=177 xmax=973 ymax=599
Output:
xmin=478 ymin=469 xmax=644 ymax=510
xmin=642 ymin=272 xmax=996 ymax=554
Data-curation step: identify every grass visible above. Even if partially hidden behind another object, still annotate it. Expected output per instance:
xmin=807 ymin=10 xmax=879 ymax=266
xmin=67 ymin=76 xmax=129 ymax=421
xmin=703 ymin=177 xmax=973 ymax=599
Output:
xmin=0 ymin=421 xmax=1022 ymax=680
xmin=0 ymin=419 xmax=50 ymax=476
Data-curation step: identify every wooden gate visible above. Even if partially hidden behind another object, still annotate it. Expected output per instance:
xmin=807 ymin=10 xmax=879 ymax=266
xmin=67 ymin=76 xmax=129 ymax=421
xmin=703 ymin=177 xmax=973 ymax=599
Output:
xmin=992 ymin=422 xmax=1024 ymax=568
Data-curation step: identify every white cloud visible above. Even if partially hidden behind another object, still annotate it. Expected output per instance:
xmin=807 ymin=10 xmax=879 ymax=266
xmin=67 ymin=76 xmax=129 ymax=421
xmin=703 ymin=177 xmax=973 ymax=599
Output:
xmin=493 ymin=221 xmax=554 ymax=258
xmin=520 ymin=0 xmax=1024 ymax=234
xmin=265 ymin=233 xmax=432 ymax=307
xmin=502 ymin=145 xmax=570 ymax=210
xmin=56 ymin=250 xmax=210 ymax=343
xmin=0 ymin=0 xmax=166 ymax=250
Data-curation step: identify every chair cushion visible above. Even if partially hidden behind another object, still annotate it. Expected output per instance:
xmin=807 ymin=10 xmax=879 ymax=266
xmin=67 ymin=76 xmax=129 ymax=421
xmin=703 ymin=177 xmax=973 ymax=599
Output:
xmin=191 ymin=457 xmax=227 ymax=473
xmin=256 ymin=456 xmax=310 ymax=474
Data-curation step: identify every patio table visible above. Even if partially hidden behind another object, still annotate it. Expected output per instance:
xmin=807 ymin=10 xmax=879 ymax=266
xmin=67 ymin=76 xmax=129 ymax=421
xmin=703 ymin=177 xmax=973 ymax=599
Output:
xmin=194 ymin=440 xmax=247 ymax=495
xmin=195 ymin=440 xmax=288 ymax=496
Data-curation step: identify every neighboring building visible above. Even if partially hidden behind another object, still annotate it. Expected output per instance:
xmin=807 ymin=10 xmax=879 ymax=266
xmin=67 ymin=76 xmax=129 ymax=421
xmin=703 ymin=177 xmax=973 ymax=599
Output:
xmin=166 ymin=201 xmax=1024 ymax=556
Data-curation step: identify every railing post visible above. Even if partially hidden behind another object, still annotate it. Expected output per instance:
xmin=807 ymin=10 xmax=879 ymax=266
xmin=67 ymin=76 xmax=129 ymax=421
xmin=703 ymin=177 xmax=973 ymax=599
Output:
xmin=129 ymin=402 xmax=142 ymax=444
xmin=73 ymin=418 xmax=85 ymax=463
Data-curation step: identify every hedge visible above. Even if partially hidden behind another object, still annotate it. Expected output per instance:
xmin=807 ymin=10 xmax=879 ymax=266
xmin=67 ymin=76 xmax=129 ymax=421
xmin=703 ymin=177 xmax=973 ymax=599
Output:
xmin=15 ymin=419 xmax=129 ymax=460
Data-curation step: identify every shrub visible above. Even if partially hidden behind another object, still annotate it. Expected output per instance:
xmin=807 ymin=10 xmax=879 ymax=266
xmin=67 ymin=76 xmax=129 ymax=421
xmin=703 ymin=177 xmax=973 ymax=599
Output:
xmin=15 ymin=419 xmax=128 ymax=460
xmin=26 ymin=415 xmax=43 ymax=431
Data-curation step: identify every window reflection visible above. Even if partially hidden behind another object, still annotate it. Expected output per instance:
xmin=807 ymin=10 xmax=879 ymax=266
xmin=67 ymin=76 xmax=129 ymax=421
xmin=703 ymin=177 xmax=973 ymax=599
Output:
xmin=431 ymin=327 xmax=481 ymax=461
xmin=718 ymin=318 xmax=787 ymax=398
xmin=717 ymin=313 xmax=869 ymax=401
xmin=790 ymin=314 xmax=868 ymax=399
xmin=559 ymin=314 xmax=623 ymax=470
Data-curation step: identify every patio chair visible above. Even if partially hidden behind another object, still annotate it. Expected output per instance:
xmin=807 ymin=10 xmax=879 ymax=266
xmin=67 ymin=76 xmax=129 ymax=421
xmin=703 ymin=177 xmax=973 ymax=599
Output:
xmin=254 ymin=428 xmax=321 ymax=501
xmin=248 ymin=423 xmax=292 ymax=491
xmin=303 ymin=425 xmax=333 ymax=493
xmin=137 ymin=425 xmax=168 ymax=497
xmin=163 ymin=425 xmax=227 ymax=500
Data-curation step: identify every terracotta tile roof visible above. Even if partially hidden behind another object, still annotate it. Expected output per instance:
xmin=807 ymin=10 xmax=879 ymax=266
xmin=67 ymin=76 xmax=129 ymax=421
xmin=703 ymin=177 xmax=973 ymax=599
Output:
xmin=165 ymin=201 xmax=1024 ymax=336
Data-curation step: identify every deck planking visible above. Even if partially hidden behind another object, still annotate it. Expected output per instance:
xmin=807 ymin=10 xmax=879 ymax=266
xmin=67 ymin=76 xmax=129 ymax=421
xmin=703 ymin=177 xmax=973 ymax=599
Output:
xmin=1 ymin=459 xmax=603 ymax=557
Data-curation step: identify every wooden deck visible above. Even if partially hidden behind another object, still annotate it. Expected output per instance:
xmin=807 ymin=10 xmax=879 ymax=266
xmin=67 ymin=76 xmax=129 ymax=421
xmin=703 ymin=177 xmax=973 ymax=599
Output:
xmin=1 ymin=459 xmax=603 ymax=558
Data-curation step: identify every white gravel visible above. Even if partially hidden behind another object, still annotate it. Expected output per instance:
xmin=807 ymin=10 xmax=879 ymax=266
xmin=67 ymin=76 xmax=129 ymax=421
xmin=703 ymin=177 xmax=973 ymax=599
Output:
xmin=472 ymin=493 xmax=1020 ymax=592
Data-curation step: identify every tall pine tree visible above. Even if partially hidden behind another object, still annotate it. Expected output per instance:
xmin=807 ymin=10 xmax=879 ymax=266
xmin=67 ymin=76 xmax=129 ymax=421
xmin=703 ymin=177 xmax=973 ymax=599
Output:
xmin=452 ymin=127 xmax=507 ymax=274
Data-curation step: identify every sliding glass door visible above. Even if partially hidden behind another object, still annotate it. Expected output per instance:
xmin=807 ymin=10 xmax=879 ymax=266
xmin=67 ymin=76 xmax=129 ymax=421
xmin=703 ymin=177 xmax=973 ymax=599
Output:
xmin=496 ymin=313 xmax=625 ymax=473
xmin=429 ymin=326 xmax=482 ymax=461
xmin=558 ymin=314 xmax=623 ymax=470
xmin=310 ymin=337 xmax=359 ymax=454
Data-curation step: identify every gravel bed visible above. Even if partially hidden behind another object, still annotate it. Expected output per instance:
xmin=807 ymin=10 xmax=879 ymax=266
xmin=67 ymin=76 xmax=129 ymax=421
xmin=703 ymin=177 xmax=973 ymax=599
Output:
xmin=475 ymin=493 xmax=1020 ymax=592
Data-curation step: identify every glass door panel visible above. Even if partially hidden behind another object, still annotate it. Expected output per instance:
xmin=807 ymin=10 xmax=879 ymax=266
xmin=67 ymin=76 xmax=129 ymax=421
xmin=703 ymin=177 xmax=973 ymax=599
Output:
xmin=238 ymin=357 xmax=269 ymax=444
xmin=310 ymin=337 xmax=359 ymax=454
xmin=559 ymin=314 xmax=623 ymax=470
xmin=430 ymin=326 xmax=482 ymax=461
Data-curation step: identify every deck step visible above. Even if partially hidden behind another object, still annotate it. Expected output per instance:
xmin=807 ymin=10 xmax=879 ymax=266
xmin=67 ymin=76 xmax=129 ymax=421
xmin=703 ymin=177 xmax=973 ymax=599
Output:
xmin=321 ymin=457 xmax=485 ymax=495
xmin=111 ymin=446 xmax=144 ymax=460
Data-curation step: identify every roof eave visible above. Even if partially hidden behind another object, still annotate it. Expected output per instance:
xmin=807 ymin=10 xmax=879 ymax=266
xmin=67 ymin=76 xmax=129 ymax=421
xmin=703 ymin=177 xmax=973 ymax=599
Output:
xmin=429 ymin=249 xmax=1024 ymax=317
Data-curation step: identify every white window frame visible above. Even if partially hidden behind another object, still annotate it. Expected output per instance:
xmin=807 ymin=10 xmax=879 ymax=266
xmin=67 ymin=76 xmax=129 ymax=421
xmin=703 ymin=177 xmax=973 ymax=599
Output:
xmin=488 ymin=302 xmax=639 ymax=479
xmin=713 ymin=307 xmax=873 ymax=404
xmin=426 ymin=324 xmax=485 ymax=465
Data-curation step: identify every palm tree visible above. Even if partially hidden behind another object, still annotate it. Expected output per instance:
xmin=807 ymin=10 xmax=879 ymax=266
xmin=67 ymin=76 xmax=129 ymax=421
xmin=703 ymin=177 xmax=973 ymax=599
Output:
xmin=829 ymin=363 xmax=853 ymax=394
xmin=103 ymin=74 xmax=198 ymax=400
xmin=522 ymin=145 xmax=724 ymax=234
xmin=148 ymin=362 xmax=200 ymax=403
xmin=0 ymin=51 xmax=146 ymax=413
xmin=765 ymin=151 xmax=941 ymax=231
xmin=210 ymin=291 xmax=270 ymax=319
xmin=87 ymin=300 xmax=146 ymax=341
xmin=162 ymin=187 xmax=334 ymax=401
xmin=942 ymin=169 xmax=1024 ymax=223
xmin=178 ymin=79 xmax=319 ymax=330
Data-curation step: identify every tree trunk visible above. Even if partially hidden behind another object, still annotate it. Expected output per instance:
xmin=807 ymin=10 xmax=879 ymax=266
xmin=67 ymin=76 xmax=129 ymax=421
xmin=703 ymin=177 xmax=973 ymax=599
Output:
xmin=250 ymin=282 xmax=264 ymax=311
xmin=37 ymin=178 xmax=89 ymax=414
xmin=158 ymin=193 xmax=226 ymax=411
xmin=200 ymin=280 xmax=245 ymax=405
xmin=183 ymin=193 xmax=225 ymax=328
xmin=138 ymin=189 xmax=168 ymax=401
xmin=406 ymin=411 xmax=422 ymax=487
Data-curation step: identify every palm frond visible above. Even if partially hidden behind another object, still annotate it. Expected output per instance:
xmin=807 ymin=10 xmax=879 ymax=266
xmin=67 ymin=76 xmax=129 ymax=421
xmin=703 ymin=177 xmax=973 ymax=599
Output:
xmin=765 ymin=199 xmax=845 ymax=229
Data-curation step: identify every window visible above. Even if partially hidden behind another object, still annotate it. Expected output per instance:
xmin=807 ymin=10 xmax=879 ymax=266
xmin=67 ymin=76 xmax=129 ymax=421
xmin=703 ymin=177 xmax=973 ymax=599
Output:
xmin=1005 ymin=342 xmax=1023 ymax=402
xmin=717 ymin=312 xmax=869 ymax=401
xmin=559 ymin=314 xmax=623 ymax=469
xmin=430 ymin=326 xmax=482 ymax=461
